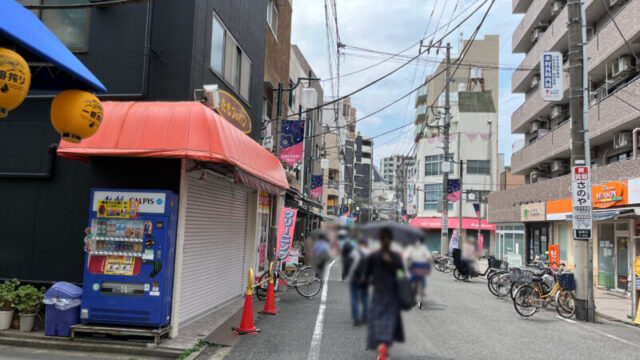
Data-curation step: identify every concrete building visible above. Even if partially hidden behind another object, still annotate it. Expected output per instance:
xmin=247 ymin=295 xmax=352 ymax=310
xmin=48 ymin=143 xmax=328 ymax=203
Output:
xmin=354 ymin=134 xmax=373 ymax=221
xmin=490 ymin=0 xmax=640 ymax=300
xmin=371 ymin=166 xmax=396 ymax=220
xmin=410 ymin=35 xmax=500 ymax=254
xmin=499 ymin=166 xmax=525 ymax=191
xmin=380 ymin=155 xmax=416 ymax=188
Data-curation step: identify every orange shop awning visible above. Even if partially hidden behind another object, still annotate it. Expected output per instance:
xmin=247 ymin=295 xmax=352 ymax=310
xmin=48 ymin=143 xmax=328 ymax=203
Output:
xmin=57 ymin=101 xmax=288 ymax=193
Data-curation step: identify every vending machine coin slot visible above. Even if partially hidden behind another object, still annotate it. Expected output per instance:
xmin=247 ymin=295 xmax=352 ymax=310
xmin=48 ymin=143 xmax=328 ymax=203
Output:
xmin=100 ymin=282 xmax=145 ymax=296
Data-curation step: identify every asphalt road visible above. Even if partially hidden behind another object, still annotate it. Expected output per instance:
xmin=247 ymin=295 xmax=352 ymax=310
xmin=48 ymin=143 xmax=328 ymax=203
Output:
xmin=226 ymin=261 xmax=640 ymax=360
xmin=0 ymin=344 xmax=161 ymax=360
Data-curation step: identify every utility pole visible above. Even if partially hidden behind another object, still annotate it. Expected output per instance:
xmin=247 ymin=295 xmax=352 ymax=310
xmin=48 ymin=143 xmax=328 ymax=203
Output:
xmin=568 ymin=0 xmax=595 ymax=322
xmin=440 ymin=43 xmax=452 ymax=254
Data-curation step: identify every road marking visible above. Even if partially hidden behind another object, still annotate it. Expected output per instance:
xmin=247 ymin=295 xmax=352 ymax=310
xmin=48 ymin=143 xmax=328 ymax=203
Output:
xmin=556 ymin=316 xmax=640 ymax=350
xmin=307 ymin=258 xmax=335 ymax=360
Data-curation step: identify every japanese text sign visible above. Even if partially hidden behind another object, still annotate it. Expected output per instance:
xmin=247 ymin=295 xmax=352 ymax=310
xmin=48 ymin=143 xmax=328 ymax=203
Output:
xmin=541 ymin=52 xmax=563 ymax=102
xmin=276 ymin=207 xmax=298 ymax=261
xmin=572 ymin=166 xmax=592 ymax=239
xmin=216 ymin=90 xmax=252 ymax=133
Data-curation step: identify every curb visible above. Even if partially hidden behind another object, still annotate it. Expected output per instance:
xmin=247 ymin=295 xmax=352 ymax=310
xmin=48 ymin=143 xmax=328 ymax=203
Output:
xmin=597 ymin=313 xmax=640 ymax=328
xmin=0 ymin=332 xmax=183 ymax=358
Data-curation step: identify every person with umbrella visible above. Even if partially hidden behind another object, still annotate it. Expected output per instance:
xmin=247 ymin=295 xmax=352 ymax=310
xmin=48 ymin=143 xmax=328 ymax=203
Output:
xmin=361 ymin=226 xmax=406 ymax=359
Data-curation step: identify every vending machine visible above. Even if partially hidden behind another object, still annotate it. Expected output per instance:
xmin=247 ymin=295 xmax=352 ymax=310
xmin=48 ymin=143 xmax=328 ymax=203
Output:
xmin=80 ymin=189 xmax=178 ymax=327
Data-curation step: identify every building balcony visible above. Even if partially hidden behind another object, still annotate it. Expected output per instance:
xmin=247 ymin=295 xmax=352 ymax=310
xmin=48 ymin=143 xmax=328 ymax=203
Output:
xmin=415 ymin=86 xmax=428 ymax=107
xmin=512 ymin=0 xmax=554 ymax=54
xmin=511 ymin=75 xmax=640 ymax=175
xmin=415 ymin=104 xmax=427 ymax=123
xmin=328 ymin=179 xmax=339 ymax=189
xmin=513 ymin=0 xmax=533 ymax=14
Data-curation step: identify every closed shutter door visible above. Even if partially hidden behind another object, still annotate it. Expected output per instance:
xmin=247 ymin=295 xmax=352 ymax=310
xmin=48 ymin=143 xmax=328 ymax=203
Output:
xmin=179 ymin=172 xmax=249 ymax=325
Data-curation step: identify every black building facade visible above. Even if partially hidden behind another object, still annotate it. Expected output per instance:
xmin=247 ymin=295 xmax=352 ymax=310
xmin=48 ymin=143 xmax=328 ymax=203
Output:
xmin=1 ymin=1 xmax=268 ymax=283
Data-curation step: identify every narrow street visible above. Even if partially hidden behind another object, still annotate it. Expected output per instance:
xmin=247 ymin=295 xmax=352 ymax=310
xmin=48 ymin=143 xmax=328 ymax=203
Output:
xmin=226 ymin=262 xmax=640 ymax=360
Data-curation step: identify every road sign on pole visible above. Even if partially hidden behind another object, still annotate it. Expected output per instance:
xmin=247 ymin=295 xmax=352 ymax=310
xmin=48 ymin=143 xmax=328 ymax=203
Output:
xmin=572 ymin=166 xmax=592 ymax=240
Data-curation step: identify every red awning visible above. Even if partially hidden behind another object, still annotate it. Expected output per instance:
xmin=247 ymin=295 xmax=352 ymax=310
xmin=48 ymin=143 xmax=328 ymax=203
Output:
xmin=57 ymin=101 xmax=288 ymax=193
xmin=409 ymin=217 xmax=496 ymax=231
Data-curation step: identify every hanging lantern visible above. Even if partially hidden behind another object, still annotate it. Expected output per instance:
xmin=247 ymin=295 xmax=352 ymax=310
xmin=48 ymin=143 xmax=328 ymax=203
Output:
xmin=50 ymin=89 xmax=104 ymax=143
xmin=0 ymin=48 xmax=31 ymax=118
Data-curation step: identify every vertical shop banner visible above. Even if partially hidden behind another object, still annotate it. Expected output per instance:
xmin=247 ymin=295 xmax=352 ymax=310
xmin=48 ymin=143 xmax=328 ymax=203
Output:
xmin=447 ymin=179 xmax=461 ymax=202
xmin=541 ymin=51 xmax=563 ymax=101
xmin=449 ymin=229 xmax=458 ymax=255
xmin=549 ymin=244 xmax=560 ymax=269
xmin=280 ymin=120 xmax=305 ymax=165
xmin=477 ymin=234 xmax=484 ymax=255
xmin=276 ymin=207 xmax=298 ymax=261
xmin=572 ymin=166 xmax=592 ymax=239
xmin=473 ymin=203 xmax=480 ymax=217
xmin=310 ymin=175 xmax=323 ymax=199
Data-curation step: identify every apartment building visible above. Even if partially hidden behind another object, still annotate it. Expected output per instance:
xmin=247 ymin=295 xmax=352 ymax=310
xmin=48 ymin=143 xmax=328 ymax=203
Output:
xmin=354 ymin=134 xmax=374 ymax=221
xmin=380 ymin=155 xmax=416 ymax=188
xmin=410 ymin=35 xmax=500 ymax=254
xmin=489 ymin=0 xmax=640 ymax=296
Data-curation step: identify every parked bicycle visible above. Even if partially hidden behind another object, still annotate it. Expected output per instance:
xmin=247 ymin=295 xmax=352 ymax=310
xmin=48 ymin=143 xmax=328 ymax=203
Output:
xmin=512 ymin=265 xmax=576 ymax=318
xmin=433 ymin=254 xmax=455 ymax=273
xmin=256 ymin=259 xmax=323 ymax=300
xmin=453 ymin=254 xmax=504 ymax=281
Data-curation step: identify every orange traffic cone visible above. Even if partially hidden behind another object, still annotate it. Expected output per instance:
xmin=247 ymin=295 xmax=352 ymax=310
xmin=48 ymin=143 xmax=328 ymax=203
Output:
xmin=261 ymin=262 xmax=278 ymax=315
xmin=232 ymin=269 xmax=260 ymax=335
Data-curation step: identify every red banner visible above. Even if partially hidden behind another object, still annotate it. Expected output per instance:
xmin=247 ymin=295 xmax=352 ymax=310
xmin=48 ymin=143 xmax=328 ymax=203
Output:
xmin=276 ymin=207 xmax=298 ymax=261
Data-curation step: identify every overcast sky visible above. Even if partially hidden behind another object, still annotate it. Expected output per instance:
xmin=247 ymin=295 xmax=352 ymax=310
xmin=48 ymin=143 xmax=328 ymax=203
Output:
xmin=291 ymin=0 xmax=525 ymax=167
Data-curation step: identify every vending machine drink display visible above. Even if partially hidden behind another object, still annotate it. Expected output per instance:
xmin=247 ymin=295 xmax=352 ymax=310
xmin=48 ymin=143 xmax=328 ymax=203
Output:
xmin=80 ymin=189 xmax=178 ymax=327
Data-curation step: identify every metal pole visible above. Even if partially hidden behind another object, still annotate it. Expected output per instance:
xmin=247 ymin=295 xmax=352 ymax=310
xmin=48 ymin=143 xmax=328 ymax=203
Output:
xmin=568 ymin=0 xmax=594 ymax=322
xmin=441 ymin=43 xmax=451 ymax=254
xmin=275 ymin=83 xmax=284 ymax=157
xmin=458 ymin=160 xmax=463 ymax=247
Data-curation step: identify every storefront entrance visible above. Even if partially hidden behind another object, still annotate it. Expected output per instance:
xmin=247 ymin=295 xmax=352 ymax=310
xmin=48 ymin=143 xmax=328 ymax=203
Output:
xmin=496 ymin=224 xmax=525 ymax=264
xmin=597 ymin=222 xmax=630 ymax=291
xmin=527 ymin=223 xmax=550 ymax=262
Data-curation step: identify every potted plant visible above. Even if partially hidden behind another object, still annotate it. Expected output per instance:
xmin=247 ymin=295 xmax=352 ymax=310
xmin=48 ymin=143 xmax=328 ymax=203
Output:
xmin=14 ymin=284 xmax=45 ymax=332
xmin=0 ymin=279 xmax=19 ymax=330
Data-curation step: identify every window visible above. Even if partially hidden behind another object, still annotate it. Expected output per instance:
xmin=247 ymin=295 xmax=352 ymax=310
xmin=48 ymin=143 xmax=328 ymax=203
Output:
xmin=266 ymin=0 xmax=278 ymax=39
xmin=467 ymin=160 xmax=490 ymax=175
xmin=288 ymin=79 xmax=296 ymax=110
xmin=424 ymin=184 xmax=452 ymax=211
xmin=424 ymin=154 xmax=452 ymax=176
xmin=210 ymin=12 xmax=252 ymax=101
xmin=20 ymin=0 xmax=90 ymax=51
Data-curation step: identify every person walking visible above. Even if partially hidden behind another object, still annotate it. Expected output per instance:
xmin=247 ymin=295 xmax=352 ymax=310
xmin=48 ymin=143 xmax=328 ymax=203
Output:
xmin=346 ymin=238 xmax=370 ymax=326
xmin=403 ymin=241 xmax=432 ymax=306
xmin=313 ymin=234 xmax=331 ymax=278
xmin=461 ymin=237 xmax=477 ymax=281
xmin=364 ymin=227 xmax=405 ymax=359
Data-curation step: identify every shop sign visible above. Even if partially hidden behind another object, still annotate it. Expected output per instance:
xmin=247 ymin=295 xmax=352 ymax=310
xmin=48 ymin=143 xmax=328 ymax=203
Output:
xmin=93 ymin=191 xmax=166 ymax=214
xmin=572 ymin=166 xmax=592 ymax=240
xmin=96 ymin=199 xmax=139 ymax=219
xmin=520 ymin=202 xmax=546 ymax=222
xmin=592 ymin=181 xmax=625 ymax=208
xmin=276 ymin=207 xmax=298 ymax=261
xmin=259 ymin=191 xmax=271 ymax=212
xmin=628 ymin=178 xmax=640 ymax=205
xmin=216 ymin=90 xmax=252 ymax=134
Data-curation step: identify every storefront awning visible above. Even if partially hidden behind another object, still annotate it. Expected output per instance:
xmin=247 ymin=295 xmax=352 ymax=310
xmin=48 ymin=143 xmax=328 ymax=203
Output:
xmin=559 ymin=207 xmax=640 ymax=221
xmin=311 ymin=209 xmax=334 ymax=222
xmin=409 ymin=217 xmax=496 ymax=231
xmin=57 ymin=101 xmax=288 ymax=193
xmin=0 ymin=0 xmax=106 ymax=92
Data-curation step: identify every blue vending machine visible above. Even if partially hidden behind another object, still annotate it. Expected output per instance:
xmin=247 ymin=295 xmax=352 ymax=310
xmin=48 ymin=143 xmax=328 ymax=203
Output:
xmin=80 ymin=189 xmax=178 ymax=327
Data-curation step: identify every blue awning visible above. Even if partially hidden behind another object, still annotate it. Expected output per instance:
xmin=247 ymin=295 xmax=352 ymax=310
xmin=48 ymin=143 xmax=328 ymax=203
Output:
xmin=0 ymin=0 xmax=106 ymax=93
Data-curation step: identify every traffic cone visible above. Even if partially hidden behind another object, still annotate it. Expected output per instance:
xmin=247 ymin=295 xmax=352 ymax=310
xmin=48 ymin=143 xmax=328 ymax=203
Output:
xmin=261 ymin=261 xmax=278 ymax=315
xmin=232 ymin=269 xmax=260 ymax=335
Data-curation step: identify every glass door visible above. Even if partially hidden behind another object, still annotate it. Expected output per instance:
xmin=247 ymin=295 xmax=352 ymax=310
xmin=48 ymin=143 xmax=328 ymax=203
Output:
xmin=598 ymin=223 xmax=616 ymax=288
xmin=615 ymin=222 xmax=630 ymax=291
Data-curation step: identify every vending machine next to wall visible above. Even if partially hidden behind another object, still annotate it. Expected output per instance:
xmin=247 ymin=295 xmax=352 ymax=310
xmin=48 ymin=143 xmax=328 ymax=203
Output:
xmin=80 ymin=189 xmax=178 ymax=327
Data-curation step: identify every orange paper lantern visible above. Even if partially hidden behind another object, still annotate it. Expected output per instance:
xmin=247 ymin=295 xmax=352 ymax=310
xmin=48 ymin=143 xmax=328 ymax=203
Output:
xmin=50 ymin=90 xmax=103 ymax=143
xmin=0 ymin=48 xmax=31 ymax=118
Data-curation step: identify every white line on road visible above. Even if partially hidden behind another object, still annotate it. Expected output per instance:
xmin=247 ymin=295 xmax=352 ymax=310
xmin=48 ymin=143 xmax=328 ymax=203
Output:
xmin=556 ymin=316 xmax=640 ymax=350
xmin=307 ymin=259 xmax=336 ymax=360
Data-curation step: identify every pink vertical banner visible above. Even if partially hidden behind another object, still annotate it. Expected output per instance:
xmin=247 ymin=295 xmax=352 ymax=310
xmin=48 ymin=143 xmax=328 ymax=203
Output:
xmin=276 ymin=207 xmax=298 ymax=261
xmin=477 ymin=234 xmax=484 ymax=255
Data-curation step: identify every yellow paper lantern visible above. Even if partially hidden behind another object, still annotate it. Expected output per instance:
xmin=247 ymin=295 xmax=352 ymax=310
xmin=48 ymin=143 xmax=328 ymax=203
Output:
xmin=50 ymin=90 xmax=104 ymax=143
xmin=0 ymin=48 xmax=31 ymax=118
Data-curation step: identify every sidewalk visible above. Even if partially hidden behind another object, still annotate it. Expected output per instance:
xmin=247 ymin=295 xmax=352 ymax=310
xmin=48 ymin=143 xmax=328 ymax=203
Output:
xmin=595 ymin=288 xmax=637 ymax=325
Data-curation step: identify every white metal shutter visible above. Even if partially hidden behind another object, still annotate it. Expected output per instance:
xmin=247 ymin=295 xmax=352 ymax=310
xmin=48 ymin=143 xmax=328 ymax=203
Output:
xmin=179 ymin=172 xmax=249 ymax=325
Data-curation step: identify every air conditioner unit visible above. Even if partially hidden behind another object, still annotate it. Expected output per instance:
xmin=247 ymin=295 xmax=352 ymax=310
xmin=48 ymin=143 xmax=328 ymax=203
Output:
xmin=611 ymin=56 xmax=632 ymax=78
xmin=530 ymin=170 xmax=548 ymax=183
xmin=529 ymin=120 xmax=541 ymax=133
xmin=531 ymin=28 xmax=542 ymax=43
xmin=614 ymin=131 xmax=632 ymax=149
xmin=550 ymin=105 xmax=563 ymax=120
xmin=551 ymin=1 xmax=564 ymax=16
xmin=589 ymin=91 xmax=599 ymax=106
xmin=586 ymin=26 xmax=595 ymax=41
xmin=202 ymin=84 xmax=220 ymax=109
xmin=551 ymin=159 xmax=566 ymax=173
xmin=530 ymin=74 xmax=540 ymax=89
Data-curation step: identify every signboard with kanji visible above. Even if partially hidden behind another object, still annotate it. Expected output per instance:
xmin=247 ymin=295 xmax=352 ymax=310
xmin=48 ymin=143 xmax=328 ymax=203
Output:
xmin=541 ymin=52 xmax=563 ymax=102
xmin=572 ymin=166 xmax=592 ymax=240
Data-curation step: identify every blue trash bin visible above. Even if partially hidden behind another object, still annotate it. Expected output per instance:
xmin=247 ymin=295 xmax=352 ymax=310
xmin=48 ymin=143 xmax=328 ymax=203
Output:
xmin=43 ymin=282 xmax=82 ymax=337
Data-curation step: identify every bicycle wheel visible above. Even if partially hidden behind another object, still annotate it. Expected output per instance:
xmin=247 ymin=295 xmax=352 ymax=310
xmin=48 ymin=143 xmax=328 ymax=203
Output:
xmin=555 ymin=290 xmax=576 ymax=319
xmin=453 ymin=268 xmax=465 ymax=281
xmin=510 ymin=281 xmax=521 ymax=299
xmin=256 ymin=272 xmax=269 ymax=301
xmin=513 ymin=285 xmax=539 ymax=317
xmin=495 ymin=274 xmax=511 ymax=298
xmin=295 ymin=267 xmax=323 ymax=298
xmin=435 ymin=261 xmax=445 ymax=273
xmin=443 ymin=261 xmax=454 ymax=273
xmin=487 ymin=272 xmax=499 ymax=296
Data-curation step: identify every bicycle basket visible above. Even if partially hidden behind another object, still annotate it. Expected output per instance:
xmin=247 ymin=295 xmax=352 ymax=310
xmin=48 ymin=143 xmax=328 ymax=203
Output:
xmin=509 ymin=268 xmax=533 ymax=283
xmin=488 ymin=257 xmax=502 ymax=269
xmin=557 ymin=273 xmax=576 ymax=290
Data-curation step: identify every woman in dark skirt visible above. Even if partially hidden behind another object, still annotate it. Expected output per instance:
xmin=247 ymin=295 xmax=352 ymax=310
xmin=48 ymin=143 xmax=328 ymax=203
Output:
xmin=364 ymin=227 xmax=405 ymax=359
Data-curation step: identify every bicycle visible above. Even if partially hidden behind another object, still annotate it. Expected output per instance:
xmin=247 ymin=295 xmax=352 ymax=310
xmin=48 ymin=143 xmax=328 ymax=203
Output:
xmin=434 ymin=254 xmax=455 ymax=273
xmin=453 ymin=255 xmax=503 ymax=281
xmin=256 ymin=259 xmax=323 ymax=300
xmin=513 ymin=268 xmax=576 ymax=318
